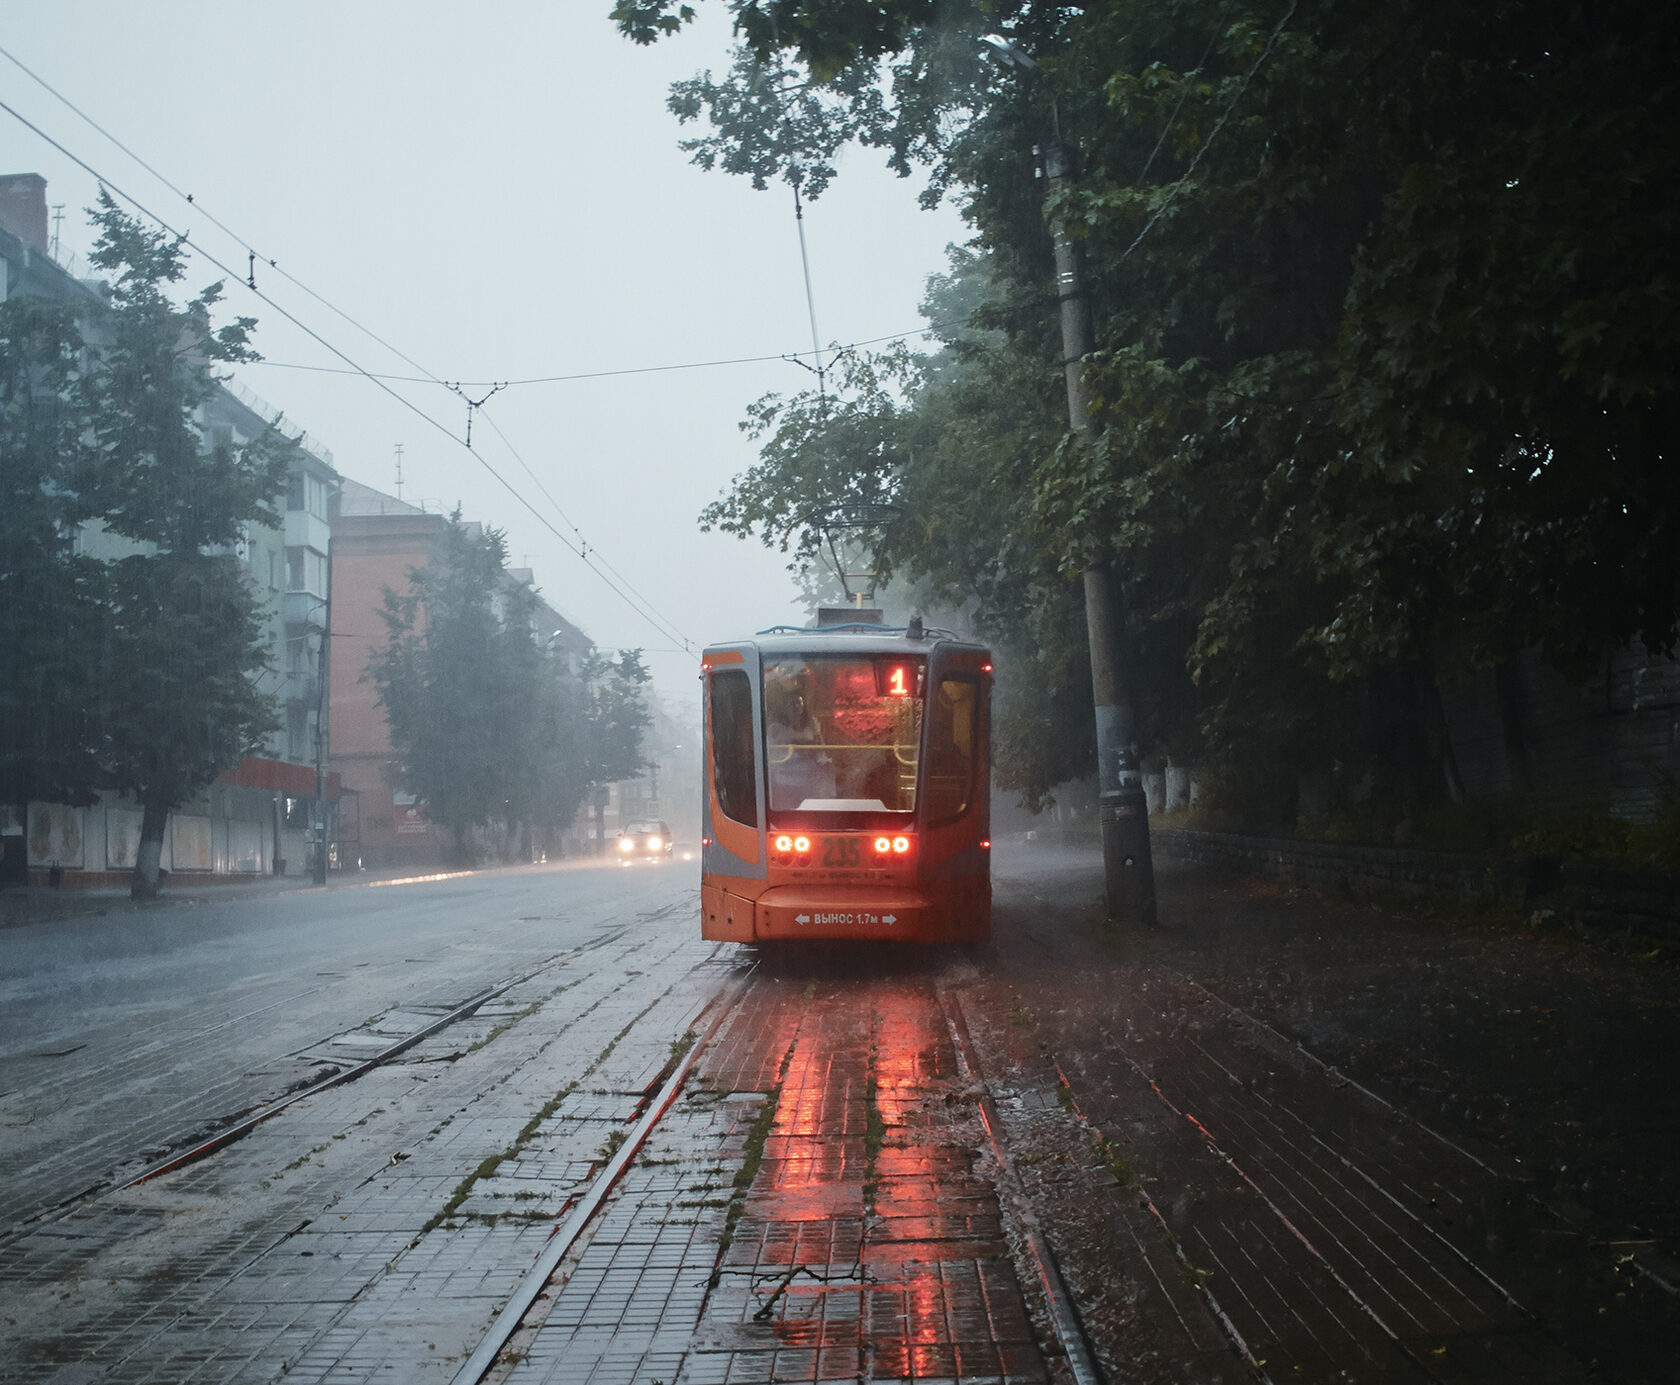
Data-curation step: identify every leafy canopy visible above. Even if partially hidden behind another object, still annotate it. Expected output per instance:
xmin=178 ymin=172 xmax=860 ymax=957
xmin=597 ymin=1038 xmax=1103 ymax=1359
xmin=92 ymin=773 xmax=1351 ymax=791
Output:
xmin=622 ymin=0 xmax=1680 ymax=819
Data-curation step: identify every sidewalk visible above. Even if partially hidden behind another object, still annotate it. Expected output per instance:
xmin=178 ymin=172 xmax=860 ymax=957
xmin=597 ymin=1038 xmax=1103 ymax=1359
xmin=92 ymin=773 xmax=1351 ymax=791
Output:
xmin=0 ymin=861 xmax=505 ymax=928
xmin=987 ymin=838 xmax=1680 ymax=1382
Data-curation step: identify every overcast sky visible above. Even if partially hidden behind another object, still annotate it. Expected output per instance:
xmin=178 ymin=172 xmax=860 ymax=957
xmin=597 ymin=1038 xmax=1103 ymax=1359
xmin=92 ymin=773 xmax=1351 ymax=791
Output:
xmin=1 ymin=2 xmax=967 ymax=704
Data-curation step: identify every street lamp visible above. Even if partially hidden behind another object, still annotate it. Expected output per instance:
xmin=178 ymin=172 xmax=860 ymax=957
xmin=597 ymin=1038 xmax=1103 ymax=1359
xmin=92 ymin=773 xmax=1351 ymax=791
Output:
xmin=982 ymin=34 xmax=1157 ymax=925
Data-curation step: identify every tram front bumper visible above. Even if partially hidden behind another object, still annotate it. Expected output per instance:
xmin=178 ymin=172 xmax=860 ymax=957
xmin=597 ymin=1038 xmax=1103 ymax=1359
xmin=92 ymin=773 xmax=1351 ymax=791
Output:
xmin=754 ymin=885 xmax=937 ymax=941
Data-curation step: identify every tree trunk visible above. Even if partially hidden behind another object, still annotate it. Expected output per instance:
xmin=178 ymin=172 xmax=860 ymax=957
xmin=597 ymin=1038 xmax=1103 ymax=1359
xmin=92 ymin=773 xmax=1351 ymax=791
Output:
xmin=1425 ymin=666 xmax=1468 ymax=805
xmin=1494 ymin=660 xmax=1534 ymax=796
xmin=131 ymin=797 xmax=169 ymax=900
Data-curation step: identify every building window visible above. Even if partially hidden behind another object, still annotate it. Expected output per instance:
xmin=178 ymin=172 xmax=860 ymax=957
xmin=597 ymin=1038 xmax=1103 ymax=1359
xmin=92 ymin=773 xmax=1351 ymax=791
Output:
xmin=287 ymin=472 xmax=330 ymax=518
xmin=286 ymin=547 xmax=327 ymax=596
xmin=287 ymin=704 xmax=310 ymax=761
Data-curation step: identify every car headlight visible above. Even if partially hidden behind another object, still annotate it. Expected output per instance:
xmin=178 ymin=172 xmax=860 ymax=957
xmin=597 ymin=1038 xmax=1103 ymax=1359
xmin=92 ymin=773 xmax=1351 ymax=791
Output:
xmin=618 ymin=837 xmax=633 ymax=853
xmin=647 ymin=836 xmax=662 ymax=851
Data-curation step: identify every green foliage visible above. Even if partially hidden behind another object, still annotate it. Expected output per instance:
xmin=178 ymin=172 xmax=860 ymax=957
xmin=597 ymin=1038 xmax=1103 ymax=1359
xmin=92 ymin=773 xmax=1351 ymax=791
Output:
xmin=371 ymin=515 xmax=650 ymax=858
xmin=2 ymin=196 xmax=291 ymax=894
xmin=77 ymin=198 xmax=293 ymax=861
xmin=95 ymin=551 xmax=278 ymax=813
xmin=0 ymin=297 xmax=106 ymax=806
xmin=579 ymin=648 xmax=654 ymax=788
xmin=669 ymin=45 xmax=892 ymax=198
xmin=374 ymin=516 xmax=516 ymax=849
xmin=627 ymin=0 xmax=1680 ymax=830
xmin=83 ymin=191 xmax=289 ymax=551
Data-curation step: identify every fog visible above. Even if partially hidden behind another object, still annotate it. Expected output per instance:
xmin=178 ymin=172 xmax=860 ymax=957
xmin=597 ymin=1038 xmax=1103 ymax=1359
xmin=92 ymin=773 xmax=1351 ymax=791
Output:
xmin=1 ymin=1 xmax=966 ymax=702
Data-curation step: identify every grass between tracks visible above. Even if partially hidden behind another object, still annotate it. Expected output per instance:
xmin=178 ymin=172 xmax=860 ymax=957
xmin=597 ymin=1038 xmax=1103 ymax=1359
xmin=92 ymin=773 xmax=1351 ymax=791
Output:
xmin=423 ymin=991 xmax=676 ymax=1235
xmin=709 ymin=1036 xmax=796 ymax=1288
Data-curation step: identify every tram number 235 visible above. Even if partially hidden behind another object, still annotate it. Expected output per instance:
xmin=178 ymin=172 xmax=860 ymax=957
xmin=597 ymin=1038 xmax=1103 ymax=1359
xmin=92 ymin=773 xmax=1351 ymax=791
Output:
xmin=822 ymin=837 xmax=861 ymax=867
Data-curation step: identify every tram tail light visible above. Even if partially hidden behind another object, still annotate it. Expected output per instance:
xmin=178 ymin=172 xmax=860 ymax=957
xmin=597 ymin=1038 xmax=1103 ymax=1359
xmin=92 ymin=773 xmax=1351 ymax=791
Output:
xmin=772 ymin=834 xmax=814 ymax=864
xmin=872 ymin=835 xmax=913 ymax=856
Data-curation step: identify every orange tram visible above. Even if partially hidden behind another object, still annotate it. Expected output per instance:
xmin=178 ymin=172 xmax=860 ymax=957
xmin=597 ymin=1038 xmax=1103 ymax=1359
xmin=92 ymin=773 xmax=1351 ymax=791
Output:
xmin=699 ymin=617 xmax=993 ymax=946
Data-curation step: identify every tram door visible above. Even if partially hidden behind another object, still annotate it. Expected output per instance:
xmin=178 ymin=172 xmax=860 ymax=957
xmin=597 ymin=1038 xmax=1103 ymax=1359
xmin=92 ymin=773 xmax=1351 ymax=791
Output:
xmin=701 ymin=650 xmax=766 ymax=941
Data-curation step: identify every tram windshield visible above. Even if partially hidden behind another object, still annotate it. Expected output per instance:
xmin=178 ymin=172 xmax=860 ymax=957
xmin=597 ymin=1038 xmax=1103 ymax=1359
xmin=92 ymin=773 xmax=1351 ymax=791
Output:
xmin=763 ymin=654 xmax=926 ymax=814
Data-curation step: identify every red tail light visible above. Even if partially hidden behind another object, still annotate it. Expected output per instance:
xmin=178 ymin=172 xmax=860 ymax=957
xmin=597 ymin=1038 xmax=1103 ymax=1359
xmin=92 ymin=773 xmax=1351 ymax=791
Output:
xmin=873 ymin=835 xmax=913 ymax=856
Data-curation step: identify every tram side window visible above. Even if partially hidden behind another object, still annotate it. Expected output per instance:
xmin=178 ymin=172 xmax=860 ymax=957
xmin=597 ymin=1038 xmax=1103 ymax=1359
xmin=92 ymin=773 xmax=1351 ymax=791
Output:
xmin=925 ymin=678 xmax=978 ymax=824
xmin=709 ymin=670 xmax=758 ymax=827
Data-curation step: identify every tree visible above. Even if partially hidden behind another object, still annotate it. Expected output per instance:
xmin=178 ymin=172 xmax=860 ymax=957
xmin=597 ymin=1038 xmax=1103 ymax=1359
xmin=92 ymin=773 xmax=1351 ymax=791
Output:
xmin=0 ymin=296 xmax=106 ymax=813
xmin=79 ymin=194 xmax=294 ymax=897
xmin=371 ymin=513 xmax=652 ymax=860
xmin=622 ymin=0 xmax=1680 ymax=828
xmin=580 ymin=650 xmax=653 ymax=787
xmin=372 ymin=514 xmax=519 ymax=861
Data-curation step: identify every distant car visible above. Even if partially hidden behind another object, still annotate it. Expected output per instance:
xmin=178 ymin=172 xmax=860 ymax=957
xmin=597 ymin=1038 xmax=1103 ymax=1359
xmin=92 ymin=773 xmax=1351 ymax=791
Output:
xmin=617 ymin=820 xmax=673 ymax=862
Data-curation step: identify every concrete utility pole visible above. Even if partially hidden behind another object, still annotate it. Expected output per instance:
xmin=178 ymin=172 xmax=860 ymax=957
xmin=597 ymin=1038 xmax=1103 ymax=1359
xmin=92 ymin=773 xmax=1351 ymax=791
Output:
xmin=312 ymin=538 xmax=334 ymax=886
xmin=977 ymin=26 xmax=1162 ymax=924
xmin=1044 ymin=140 xmax=1156 ymax=924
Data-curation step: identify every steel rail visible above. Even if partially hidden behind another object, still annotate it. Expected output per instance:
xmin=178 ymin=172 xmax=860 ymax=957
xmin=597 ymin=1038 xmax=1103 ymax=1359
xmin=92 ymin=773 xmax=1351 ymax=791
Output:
xmin=450 ymin=973 xmax=747 ymax=1385
xmin=938 ymin=988 xmax=1108 ymax=1385
xmin=117 ymin=929 xmax=633 ymax=1192
xmin=0 ymin=952 xmax=581 ymax=1253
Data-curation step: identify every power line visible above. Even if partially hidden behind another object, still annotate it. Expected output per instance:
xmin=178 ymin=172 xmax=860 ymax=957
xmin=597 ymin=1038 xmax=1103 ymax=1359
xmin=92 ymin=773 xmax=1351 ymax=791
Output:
xmin=0 ymin=40 xmax=446 ymax=389
xmin=1117 ymin=0 xmax=1299 ymax=265
xmin=471 ymin=409 xmax=696 ymax=653
xmin=240 ymin=320 xmax=954 ymax=389
xmin=0 ymin=86 xmax=698 ymax=657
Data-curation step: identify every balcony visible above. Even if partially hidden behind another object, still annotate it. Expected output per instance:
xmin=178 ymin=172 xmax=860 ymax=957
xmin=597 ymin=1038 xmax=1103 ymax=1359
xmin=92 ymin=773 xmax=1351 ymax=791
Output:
xmin=287 ymin=673 xmax=322 ymax=707
xmin=284 ymin=591 xmax=328 ymax=628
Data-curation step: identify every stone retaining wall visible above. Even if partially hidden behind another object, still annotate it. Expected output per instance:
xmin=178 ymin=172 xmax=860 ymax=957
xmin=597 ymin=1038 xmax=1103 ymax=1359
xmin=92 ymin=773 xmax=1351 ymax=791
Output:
xmin=1152 ymin=827 xmax=1680 ymax=942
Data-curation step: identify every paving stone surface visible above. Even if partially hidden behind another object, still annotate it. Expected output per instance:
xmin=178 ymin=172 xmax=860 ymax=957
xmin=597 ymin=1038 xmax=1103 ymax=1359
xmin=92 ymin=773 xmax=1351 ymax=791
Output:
xmin=501 ymin=965 xmax=1054 ymax=1385
xmin=0 ymin=871 xmax=728 ymax=1384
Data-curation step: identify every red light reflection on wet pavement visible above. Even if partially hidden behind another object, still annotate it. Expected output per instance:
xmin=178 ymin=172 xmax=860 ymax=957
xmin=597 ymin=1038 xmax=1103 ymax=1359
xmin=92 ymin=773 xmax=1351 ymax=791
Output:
xmin=688 ymin=972 xmax=1046 ymax=1383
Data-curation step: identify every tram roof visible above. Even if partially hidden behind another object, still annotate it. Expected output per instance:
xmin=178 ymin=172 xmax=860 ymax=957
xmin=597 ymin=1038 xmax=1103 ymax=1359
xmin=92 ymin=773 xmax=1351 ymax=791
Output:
xmin=704 ymin=622 xmax=990 ymax=661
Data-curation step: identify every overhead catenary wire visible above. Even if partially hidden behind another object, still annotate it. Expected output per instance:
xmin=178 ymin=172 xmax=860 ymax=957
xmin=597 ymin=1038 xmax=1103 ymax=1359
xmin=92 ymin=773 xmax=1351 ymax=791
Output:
xmin=1116 ymin=0 xmax=1299 ymax=264
xmin=0 ymin=40 xmax=447 ymax=390
xmin=0 ymin=87 xmax=699 ymax=656
xmin=472 ymin=409 xmax=695 ymax=651
xmin=245 ymin=318 xmax=954 ymax=387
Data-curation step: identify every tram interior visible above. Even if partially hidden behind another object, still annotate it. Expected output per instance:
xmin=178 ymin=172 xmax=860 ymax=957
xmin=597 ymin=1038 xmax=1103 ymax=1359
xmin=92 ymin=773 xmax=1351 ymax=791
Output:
xmin=765 ymin=657 xmax=922 ymax=813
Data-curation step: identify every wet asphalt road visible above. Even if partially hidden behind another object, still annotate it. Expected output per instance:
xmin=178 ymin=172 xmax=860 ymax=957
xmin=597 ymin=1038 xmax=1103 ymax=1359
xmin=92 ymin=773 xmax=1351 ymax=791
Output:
xmin=1 ymin=843 xmax=1674 ymax=1383
xmin=0 ymin=860 xmax=695 ymax=1233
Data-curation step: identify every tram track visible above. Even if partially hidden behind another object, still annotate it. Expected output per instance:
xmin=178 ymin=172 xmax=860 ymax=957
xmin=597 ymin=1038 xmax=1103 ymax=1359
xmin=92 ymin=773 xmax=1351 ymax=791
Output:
xmin=0 ymin=932 xmax=633 ymax=1253
xmin=938 ymin=985 xmax=1108 ymax=1385
xmin=450 ymin=968 xmax=750 ymax=1385
xmin=434 ymin=949 xmax=1120 ymax=1385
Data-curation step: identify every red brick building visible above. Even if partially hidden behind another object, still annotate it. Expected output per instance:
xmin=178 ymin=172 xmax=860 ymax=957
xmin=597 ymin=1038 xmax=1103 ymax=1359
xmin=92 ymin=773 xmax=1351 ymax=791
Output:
xmin=326 ymin=479 xmax=447 ymax=866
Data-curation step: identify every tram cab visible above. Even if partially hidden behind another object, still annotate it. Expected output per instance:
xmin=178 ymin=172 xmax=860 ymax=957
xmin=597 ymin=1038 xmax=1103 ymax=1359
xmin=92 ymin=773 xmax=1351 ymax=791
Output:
xmin=700 ymin=616 xmax=992 ymax=944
